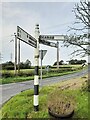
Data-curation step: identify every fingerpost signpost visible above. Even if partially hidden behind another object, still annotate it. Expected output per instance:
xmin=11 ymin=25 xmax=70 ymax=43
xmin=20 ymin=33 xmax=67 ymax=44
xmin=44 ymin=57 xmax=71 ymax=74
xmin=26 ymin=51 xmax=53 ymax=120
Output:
xmin=16 ymin=24 xmax=65 ymax=111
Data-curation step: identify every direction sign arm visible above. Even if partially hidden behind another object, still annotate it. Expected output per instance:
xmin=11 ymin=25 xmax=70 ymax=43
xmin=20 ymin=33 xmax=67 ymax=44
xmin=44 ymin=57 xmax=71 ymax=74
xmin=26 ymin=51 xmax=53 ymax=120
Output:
xmin=39 ymin=35 xmax=65 ymax=41
xmin=17 ymin=26 xmax=37 ymax=48
xmin=39 ymin=39 xmax=57 ymax=48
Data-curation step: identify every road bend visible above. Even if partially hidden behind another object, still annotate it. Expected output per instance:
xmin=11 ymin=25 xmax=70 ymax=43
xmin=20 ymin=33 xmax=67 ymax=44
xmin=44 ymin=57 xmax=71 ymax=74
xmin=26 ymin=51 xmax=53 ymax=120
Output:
xmin=0 ymin=69 xmax=88 ymax=108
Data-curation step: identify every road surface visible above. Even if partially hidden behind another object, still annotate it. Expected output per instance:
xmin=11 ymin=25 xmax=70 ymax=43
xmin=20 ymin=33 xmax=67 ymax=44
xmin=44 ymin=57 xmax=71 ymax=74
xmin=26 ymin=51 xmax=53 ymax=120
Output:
xmin=0 ymin=69 xmax=88 ymax=108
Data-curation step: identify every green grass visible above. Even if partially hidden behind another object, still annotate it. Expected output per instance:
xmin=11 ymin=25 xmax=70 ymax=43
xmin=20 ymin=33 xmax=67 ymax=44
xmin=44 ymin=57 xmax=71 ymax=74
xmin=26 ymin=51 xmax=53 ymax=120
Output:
xmin=1 ymin=65 xmax=87 ymax=84
xmin=1 ymin=76 xmax=34 ymax=84
xmin=0 ymin=69 xmax=82 ymax=84
xmin=0 ymin=84 xmax=88 ymax=119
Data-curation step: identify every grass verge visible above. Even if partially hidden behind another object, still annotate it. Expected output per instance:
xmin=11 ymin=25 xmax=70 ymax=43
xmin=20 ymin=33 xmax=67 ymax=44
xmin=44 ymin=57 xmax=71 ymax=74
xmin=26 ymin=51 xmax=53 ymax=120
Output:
xmin=0 ymin=81 xmax=88 ymax=119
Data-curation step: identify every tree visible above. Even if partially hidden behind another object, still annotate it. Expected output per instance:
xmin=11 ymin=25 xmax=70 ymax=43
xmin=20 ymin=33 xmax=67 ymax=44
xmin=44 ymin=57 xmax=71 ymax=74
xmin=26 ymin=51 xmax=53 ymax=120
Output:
xmin=24 ymin=59 xmax=31 ymax=69
xmin=25 ymin=59 xmax=31 ymax=66
xmin=2 ymin=61 xmax=14 ymax=70
xmin=19 ymin=62 xmax=24 ymax=69
xmin=53 ymin=60 xmax=64 ymax=65
xmin=68 ymin=59 xmax=86 ymax=64
xmin=63 ymin=1 xmax=90 ymax=57
xmin=59 ymin=60 xmax=64 ymax=65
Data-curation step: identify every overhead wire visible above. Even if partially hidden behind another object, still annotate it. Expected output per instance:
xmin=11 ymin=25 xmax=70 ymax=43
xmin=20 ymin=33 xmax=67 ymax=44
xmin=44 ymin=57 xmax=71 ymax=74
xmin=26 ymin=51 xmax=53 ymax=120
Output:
xmin=41 ymin=21 xmax=75 ymax=31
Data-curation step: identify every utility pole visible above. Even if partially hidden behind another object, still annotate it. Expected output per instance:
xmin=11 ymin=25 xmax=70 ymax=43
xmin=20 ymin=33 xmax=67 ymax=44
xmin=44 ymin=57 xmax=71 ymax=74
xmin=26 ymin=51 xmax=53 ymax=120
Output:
xmin=0 ymin=52 xmax=2 ymax=78
xmin=40 ymin=50 xmax=43 ymax=81
xmin=34 ymin=24 xmax=40 ymax=111
xmin=14 ymin=33 xmax=17 ymax=75
xmin=57 ymin=41 xmax=59 ymax=69
xmin=0 ymin=52 xmax=3 ymax=66
xmin=18 ymin=39 xmax=20 ymax=74
xmin=0 ymin=52 xmax=2 ymax=62
xmin=10 ymin=39 xmax=14 ymax=62
xmin=10 ymin=52 xmax=12 ymax=62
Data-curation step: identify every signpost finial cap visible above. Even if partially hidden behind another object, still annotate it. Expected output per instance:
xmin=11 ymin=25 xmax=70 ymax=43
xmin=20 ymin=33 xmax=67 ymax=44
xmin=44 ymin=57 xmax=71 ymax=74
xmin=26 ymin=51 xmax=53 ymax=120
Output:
xmin=36 ymin=24 xmax=39 ymax=26
xmin=35 ymin=24 xmax=39 ymax=29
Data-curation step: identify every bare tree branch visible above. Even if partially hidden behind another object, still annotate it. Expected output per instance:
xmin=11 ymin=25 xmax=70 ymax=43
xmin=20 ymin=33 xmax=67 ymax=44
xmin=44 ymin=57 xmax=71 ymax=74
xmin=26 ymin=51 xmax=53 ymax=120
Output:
xmin=64 ymin=1 xmax=90 ymax=57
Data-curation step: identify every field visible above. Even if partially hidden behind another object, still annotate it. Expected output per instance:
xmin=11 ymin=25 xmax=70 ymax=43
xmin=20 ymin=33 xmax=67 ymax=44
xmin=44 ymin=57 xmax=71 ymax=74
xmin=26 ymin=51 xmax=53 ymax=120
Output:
xmin=0 ymin=65 xmax=85 ymax=84
xmin=0 ymin=75 xmax=89 ymax=119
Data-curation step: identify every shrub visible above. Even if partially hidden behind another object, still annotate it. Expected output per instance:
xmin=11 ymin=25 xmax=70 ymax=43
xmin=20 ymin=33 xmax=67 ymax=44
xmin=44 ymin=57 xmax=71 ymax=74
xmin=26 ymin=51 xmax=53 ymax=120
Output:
xmin=18 ymin=71 xmax=34 ymax=77
xmin=2 ymin=72 xmax=14 ymax=78
xmin=3 ymin=65 xmax=14 ymax=70
xmin=48 ymin=89 xmax=76 ymax=116
xmin=81 ymin=80 xmax=90 ymax=92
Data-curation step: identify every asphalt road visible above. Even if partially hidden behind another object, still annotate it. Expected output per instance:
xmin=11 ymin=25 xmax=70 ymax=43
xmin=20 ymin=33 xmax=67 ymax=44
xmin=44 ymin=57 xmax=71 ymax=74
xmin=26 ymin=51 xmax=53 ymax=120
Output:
xmin=0 ymin=69 xmax=88 ymax=108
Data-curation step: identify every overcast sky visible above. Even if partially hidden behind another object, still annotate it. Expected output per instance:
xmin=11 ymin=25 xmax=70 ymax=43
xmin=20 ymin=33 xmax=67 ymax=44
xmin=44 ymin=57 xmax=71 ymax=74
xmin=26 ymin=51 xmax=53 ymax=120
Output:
xmin=1 ymin=1 xmax=88 ymax=65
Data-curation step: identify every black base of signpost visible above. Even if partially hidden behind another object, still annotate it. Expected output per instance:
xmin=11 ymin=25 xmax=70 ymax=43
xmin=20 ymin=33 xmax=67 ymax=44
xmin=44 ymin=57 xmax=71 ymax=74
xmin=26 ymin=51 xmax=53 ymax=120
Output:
xmin=34 ymin=105 xmax=39 ymax=111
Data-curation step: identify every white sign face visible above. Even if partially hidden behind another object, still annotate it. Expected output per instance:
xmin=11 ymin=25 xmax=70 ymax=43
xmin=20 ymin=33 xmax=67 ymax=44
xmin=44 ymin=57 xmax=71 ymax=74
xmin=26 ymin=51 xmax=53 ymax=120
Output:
xmin=39 ymin=50 xmax=47 ymax=60
xmin=17 ymin=26 xmax=37 ymax=48
xmin=39 ymin=35 xmax=65 ymax=41
xmin=50 ymin=42 xmax=56 ymax=47
xmin=54 ymin=35 xmax=65 ymax=40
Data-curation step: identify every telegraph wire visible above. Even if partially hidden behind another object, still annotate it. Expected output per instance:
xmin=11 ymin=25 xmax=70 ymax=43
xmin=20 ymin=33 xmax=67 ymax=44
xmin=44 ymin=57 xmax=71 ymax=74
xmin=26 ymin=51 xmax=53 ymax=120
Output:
xmin=41 ymin=21 xmax=75 ymax=31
